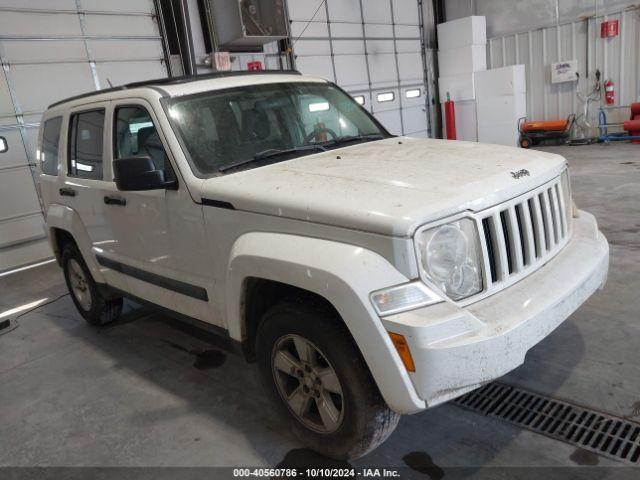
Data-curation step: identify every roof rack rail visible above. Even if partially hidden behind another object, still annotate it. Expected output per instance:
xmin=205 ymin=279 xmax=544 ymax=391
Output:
xmin=48 ymin=69 xmax=302 ymax=109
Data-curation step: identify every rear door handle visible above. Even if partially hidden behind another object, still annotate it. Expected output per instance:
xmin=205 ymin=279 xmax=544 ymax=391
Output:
xmin=59 ymin=187 xmax=76 ymax=197
xmin=104 ymin=195 xmax=127 ymax=206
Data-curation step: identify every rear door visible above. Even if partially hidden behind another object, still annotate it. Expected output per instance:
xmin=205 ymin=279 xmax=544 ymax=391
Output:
xmin=58 ymin=104 xmax=116 ymax=276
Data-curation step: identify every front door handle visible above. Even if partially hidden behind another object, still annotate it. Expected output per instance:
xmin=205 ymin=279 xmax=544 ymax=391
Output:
xmin=104 ymin=195 xmax=127 ymax=206
xmin=59 ymin=187 xmax=76 ymax=197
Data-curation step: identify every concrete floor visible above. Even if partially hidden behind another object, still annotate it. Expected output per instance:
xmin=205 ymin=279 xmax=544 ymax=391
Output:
xmin=0 ymin=143 xmax=638 ymax=476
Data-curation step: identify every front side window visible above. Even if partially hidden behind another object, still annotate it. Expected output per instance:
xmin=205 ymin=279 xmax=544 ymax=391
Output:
xmin=41 ymin=116 xmax=63 ymax=175
xmin=68 ymin=109 xmax=105 ymax=180
xmin=166 ymin=82 xmax=389 ymax=176
xmin=114 ymin=106 xmax=169 ymax=171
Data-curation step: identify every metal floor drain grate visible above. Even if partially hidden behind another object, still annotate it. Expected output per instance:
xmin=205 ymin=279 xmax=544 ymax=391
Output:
xmin=453 ymin=382 xmax=640 ymax=465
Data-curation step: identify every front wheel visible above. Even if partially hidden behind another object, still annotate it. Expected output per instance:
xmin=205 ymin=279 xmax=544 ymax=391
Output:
xmin=62 ymin=244 xmax=123 ymax=326
xmin=256 ymin=300 xmax=399 ymax=459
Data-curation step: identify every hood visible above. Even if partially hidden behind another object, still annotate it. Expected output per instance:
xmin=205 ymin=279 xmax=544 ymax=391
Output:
xmin=201 ymin=137 xmax=567 ymax=237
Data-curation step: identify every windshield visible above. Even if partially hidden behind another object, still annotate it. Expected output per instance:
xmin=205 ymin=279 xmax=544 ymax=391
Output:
xmin=165 ymin=82 xmax=390 ymax=176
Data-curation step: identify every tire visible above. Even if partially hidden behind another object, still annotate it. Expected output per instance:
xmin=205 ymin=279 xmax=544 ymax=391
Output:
xmin=256 ymin=300 xmax=400 ymax=460
xmin=519 ymin=136 xmax=532 ymax=148
xmin=61 ymin=243 xmax=123 ymax=326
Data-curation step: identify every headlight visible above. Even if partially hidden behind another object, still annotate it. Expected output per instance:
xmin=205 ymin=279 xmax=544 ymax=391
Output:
xmin=415 ymin=218 xmax=483 ymax=301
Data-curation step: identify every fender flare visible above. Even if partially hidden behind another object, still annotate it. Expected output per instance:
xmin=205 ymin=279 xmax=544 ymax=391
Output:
xmin=45 ymin=203 xmax=106 ymax=284
xmin=226 ymin=232 xmax=425 ymax=414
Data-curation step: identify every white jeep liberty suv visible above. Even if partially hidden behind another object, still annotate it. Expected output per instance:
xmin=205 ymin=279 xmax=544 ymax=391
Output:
xmin=38 ymin=71 xmax=609 ymax=459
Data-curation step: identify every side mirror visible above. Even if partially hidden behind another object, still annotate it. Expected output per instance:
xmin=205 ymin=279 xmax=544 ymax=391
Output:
xmin=113 ymin=155 xmax=177 ymax=191
xmin=0 ymin=136 xmax=7 ymax=153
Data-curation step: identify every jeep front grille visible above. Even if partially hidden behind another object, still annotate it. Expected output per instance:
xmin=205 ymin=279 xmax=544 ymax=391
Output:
xmin=478 ymin=176 xmax=572 ymax=293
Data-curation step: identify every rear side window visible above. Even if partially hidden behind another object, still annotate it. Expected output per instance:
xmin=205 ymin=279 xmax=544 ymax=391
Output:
xmin=41 ymin=117 xmax=62 ymax=175
xmin=68 ymin=109 xmax=105 ymax=179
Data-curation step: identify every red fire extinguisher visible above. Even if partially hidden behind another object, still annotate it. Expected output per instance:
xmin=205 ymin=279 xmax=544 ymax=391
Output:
xmin=604 ymin=80 xmax=615 ymax=105
xmin=444 ymin=92 xmax=457 ymax=140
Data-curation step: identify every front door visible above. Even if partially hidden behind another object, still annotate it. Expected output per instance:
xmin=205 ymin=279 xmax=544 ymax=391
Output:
xmin=100 ymin=100 xmax=212 ymax=322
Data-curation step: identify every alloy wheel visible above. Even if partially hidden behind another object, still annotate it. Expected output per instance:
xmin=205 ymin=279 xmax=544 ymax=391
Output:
xmin=271 ymin=334 xmax=345 ymax=433
xmin=68 ymin=259 xmax=92 ymax=311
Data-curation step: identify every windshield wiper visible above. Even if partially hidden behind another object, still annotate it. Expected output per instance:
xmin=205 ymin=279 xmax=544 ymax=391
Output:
xmin=218 ymin=144 xmax=327 ymax=173
xmin=324 ymin=134 xmax=385 ymax=148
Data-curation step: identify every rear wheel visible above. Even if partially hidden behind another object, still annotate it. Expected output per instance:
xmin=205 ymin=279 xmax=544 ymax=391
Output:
xmin=519 ymin=136 xmax=532 ymax=148
xmin=62 ymin=244 xmax=122 ymax=326
xmin=256 ymin=300 xmax=400 ymax=459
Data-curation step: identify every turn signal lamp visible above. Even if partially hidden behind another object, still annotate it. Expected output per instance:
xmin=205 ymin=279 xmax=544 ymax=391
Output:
xmin=389 ymin=333 xmax=415 ymax=372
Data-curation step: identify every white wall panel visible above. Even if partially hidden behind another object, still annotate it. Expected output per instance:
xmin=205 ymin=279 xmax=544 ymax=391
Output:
xmin=79 ymin=0 xmax=155 ymax=13
xmin=365 ymin=24 xmax=394 ymax=38
xmin=87 ymin=40 xmax=165 ymax=61
xmin=0 ymin=168 xmax=42 ymax=220
xmin=9 ymin=64 xmax=95 ymax=113
xmin=287 ymin=0 xmax=328 ymax=21
xmin=290 ymin=21 xmax=328 ymax=38
xmin=367 ymin=40 xmax=395 ymax=54
xmin=332 ymin=40 xmax=365 ymax=55
xmin=0 ymin=41 xmax=87 ymax=64
xmin=397 ymin=52 xmax=424 ymax=80
xmin=95 ymin=61 xmax=167 ymax=87
xmin=392 ymin=0 xmax=421 ymax=25
xmin=294 ymin=39 xmax=332 ymax=56
xmin=368 ymin=53 xmax=398 ymax=84
xmin=362 ymin=0 xmax=392 ymax=23
xmin=326 ymin=0 xmax=361 ymax=23
xmin=372 ymin=88 xmax=400 ymax=113
xmin=334 ymin=55 xmax=368 ymax=87
xmin=295 ymin=56 xmax=335 ymax=82
xmin=0 ymin=74 xmax=13 ymax=116
xmin=330 ymin=23 xmax=362 ymax=37
xmin=375 ymin=109 xmax=403 ymax=133
xmin=396 ymin=25 xmax=421 ymax=37
xmin=0 ymin=0 xmax=76 ymax=8
xmin=0 ymin=214 xmax=44 ymax=249
xmin=0 ymin=12 xmax=82 ymax=36
xmin=82 ymin=14 xmax=159 ymax=37
xmin=403 ymin=105 xmax=428 ymax=134
xmin=0 ymin=129 xmax=28 ymax=169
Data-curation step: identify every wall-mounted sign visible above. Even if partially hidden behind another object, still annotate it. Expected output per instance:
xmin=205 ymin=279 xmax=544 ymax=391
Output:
xmin=551 ymin=60 xmax=578 ymax=84
xmin=247 ymin=61 xmax=263 ymax=71
xmin=601 ymin=20 xmax=619 ymax=38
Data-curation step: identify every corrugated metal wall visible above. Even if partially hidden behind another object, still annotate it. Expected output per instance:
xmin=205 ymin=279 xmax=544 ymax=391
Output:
xmin=486 ymin=5 xmax=640 ymax=127
xmin=0 ymin=0 xmax=168 ymax=272
xmin=445 ymin=0 xmax=639 ymax=38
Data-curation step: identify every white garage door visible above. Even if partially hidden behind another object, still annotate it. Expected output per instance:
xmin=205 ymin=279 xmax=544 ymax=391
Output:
xmin=288 ymin=0 xmax=430 ymax=137
xmin=0 ymin=0 xmax=168 ymax=272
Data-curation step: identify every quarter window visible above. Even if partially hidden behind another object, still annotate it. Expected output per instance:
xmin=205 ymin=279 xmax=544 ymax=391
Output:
xmin=41 ymin=117 xmax=62 ymax=176
xmin=68 ymin=109 xmax=105 ymax=179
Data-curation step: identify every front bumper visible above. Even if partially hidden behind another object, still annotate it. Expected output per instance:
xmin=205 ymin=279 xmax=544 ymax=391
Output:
xmin=382 ymin=210 xmax=609 ymax=408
